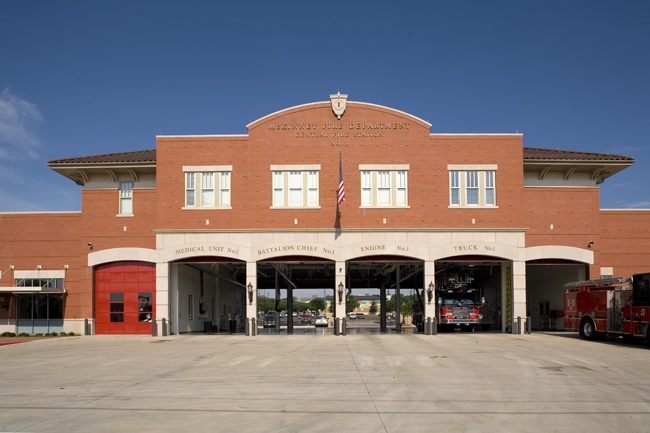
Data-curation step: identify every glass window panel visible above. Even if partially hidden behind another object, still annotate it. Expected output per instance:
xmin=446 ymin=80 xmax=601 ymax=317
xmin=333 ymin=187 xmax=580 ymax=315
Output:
xmin=467 ymin=188 xmax=479 ymax=205
xmin=451 ymin=189 xmax=459 ymax=205
xmin=273 ymin=189 xmax=283 ymax=206
xmin=48 ymin=294 xmax=64 ymax=320
xmin=378 ymin=171 xmax=390 ymax=188
xmin=486 ymin=171 xmax=494 ymax=188
xmin=121 ymin=197 xmax=132 ymax=214
xmin=186 ymin=172 xmax=194 ymax=189
xmin=289 ymin=172 xmax=302 ymax=188
xmin=16 ymin=279 xmax=25 ymax=287
xmin=120 ymin=182 xmax=132 ymax=198
xmin=110 ymin=303 xmax=124 ymax=312
xmin=450 ymin=171 xmax=459 ymax=188
xmin=397 ymin=171 xmax=406 ymax=188
xmin=467 ymin=171 xmax=478 ymax=187
xmin=110 ymin=293 xmax=124 ymax=302
xmin=110 ymin=313 xmax=124 ymax=322
xmin=361 ymin=171 xmax=371 ymax=188
xmin=273 ymin=172 xmax=282 ymax=188
xmin=202 ymin=189 xmax=214 ymax=206
xmin=17 ymin=294 xmax=32 ymax=319
xmin=289 ymin=188 xmax=302 ymax=205
xmin=201 ymin=172 xmax=214 ymax=189
xmin=378 ymin=189 xmax=390 ymax=205
xmin=397 ymin=189 xmax=406 ymax=205
xmin=33 ymin=294 xmax=48 ymax=319
xmin=186 ymin=189 xmax=195 ymax=206
xmin=220 ymin=172 xmax=229 ymax=189
xmin=221 ymin=189 xmax=230 ymax=206
xmin=308 ymin=188 xmax=318 ymax=206
xmin=138 ymin=292 xmax=152 ymax=303
xmin=308 ymin=171 xmax=318 ymax=188
xmin=486 ymin=188 xmax=494 ymax=205
xmin=362 ymin=189 xmax=371 ymax=206
xmin=139 ymin=313 xmax=153 ymax=322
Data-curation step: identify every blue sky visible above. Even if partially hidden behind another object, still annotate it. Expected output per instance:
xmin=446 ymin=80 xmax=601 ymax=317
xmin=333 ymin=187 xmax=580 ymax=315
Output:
xmin=0 ymin=1 xmax=648 ymax=212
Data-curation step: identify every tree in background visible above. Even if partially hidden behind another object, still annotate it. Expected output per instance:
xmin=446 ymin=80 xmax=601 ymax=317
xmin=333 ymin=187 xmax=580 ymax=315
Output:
xmin=346 ymin=295 xmax=359 ymax=313
xmin=369 ymin=300 xmax=378 ymax=315
xmin=309 ymin=297 xmax=325 ymax=312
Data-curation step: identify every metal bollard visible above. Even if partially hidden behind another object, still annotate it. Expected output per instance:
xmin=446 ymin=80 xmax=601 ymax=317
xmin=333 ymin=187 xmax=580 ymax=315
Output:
xmin=425 ymin=317 xmax=431 ymax=335
xmin=517 ymin=316 xmax=522 ymax=335
xmin=252 ymin=318 xmax=257 ymax=336
xmin=342 ymin=318 xmax=346 ymax=336
xmin=152 ymin=319 xmax=157 ymax=337
xmin=334 ymin=318 xmax=340 ymax=335
xmin=432 ymin=316 xmax=438 ymax=335
xmin=84 ymin=318 xmax=89 ymax=336
xmin=161 ymin=318 xmax=167 ymax=336
xmin=245 ymin=318 xmax=250 ymax=336
xmin=526 ymin=316 xmax=532 ymax=334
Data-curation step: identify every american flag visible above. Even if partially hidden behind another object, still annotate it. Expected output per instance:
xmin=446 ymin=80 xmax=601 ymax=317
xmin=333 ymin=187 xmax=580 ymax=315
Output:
xmin=338 ymin=152 xmax=345 ymax=204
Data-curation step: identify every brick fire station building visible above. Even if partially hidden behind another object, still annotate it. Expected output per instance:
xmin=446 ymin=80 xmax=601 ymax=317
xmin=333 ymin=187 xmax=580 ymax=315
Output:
xmin=1 ymin=94 xmax=649 ymax=336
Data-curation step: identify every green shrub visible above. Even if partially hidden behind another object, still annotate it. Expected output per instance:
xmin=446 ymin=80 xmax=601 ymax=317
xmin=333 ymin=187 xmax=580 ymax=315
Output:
xmin=0 ymin=331 xmax=16 ymax=337
xmin=67 ymin=332 xmax=77 ymax=336
xmin=16 ymin=332 xmax=30 ymax=337
xmin=45 ymin=332 xmax=58 ymax=337
xmin=58 ymin=332 xmax=68 ymax=337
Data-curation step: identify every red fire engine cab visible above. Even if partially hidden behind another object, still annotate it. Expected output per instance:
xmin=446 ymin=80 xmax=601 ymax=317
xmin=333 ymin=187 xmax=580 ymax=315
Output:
xmin=564 ymin=272 xmax=650 ymax=346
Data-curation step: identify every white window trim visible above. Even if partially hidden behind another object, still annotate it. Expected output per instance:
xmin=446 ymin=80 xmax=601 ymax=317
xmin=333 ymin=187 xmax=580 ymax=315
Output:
xmin=182 ymin=166 xmax=233 ymax=210
xmin=358 ymin=165 xmax=410 ymax=208
xmin=447 ymin=165 xmax=498 ymax=208
xmin=270 ymin=165 xmax=321 ymax=209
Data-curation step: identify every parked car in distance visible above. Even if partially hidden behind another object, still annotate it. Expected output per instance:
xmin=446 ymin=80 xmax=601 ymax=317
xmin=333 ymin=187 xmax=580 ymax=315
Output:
xmin=348 ymin=313 xmax=357 ymax=319
xmin=315 ymin=315 xmax=328 ymax=327
xmin=263 ymin=315 xmax=277 ymax=328
xmin=356 ymin=313 xmax=365 ymax=319
xmin=300 ymin=313 xmax=312 ymax=324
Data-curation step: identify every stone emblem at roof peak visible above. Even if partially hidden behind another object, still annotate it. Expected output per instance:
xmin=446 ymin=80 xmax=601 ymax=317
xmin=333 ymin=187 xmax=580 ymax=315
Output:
xmin=330 ymin=92 xmax=348 ymax=120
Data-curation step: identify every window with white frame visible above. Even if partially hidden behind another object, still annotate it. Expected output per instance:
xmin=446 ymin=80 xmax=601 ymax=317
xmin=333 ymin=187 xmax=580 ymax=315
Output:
xmin=183 ymin=166 xmax=232 ymax=209
xmin=358 ymin=165 xmax=409 ymax=207
xmin=270 ymin=165 xmax=320 ymax=208
xmin=448 ymin=165 xmax=497 ymax=207
xmin=119 ymin=182 xmax=133 ymax=215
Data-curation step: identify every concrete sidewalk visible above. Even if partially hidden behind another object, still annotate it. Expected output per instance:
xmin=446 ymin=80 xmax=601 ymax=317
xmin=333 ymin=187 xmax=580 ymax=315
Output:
xmin=0 ymin=332 xmax=648 ymax=432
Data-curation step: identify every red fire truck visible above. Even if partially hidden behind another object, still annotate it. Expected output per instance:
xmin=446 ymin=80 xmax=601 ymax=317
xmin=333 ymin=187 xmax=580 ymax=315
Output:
xmin=564 ymin=273 xmax=650 ymax=345
xmin=436 ymin=274 xmax=490 ymax=332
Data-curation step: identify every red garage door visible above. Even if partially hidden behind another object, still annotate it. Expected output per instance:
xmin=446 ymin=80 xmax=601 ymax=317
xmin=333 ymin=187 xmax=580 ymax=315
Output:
xmin=95 ymin=261 xmax=156 ymax=334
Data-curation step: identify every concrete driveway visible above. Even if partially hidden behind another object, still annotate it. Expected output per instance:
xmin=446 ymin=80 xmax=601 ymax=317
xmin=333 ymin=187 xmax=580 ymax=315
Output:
xmin=0 ymin=332 xmax=648 ymax=432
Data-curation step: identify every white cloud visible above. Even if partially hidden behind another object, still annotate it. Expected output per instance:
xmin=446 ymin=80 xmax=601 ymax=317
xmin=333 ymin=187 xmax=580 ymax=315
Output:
xmin=0 ymin=88 xmax=43 ymax=159
xmin=619 ymin=201 xmax=650 ymax=209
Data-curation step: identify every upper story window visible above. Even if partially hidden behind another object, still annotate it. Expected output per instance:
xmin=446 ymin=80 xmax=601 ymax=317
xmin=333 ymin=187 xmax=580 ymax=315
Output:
xmin=448 ymin=165 xmax=497 ymax=208
xmin=359 ymin=165 xmax=409 ymax=208
xmin=271 ymin=165 xmax=320 ymax=208
xmin=183 ymin=166 xmax=232 ymax=209
xmin=119 ymin=182 xmax=133 ymax=215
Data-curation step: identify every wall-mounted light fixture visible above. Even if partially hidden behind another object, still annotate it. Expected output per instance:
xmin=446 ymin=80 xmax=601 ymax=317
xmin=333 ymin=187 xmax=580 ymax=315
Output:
xmin=64 ymin=265 xmax=69 ymax=269
xmin=588 ymin=241 xmax=594 ymax=248
xmin=338 ymin=282 xmax=344 ymax=304
xmin=427 ymin=281 xmax=434 ymax=304
xmin=87 ymin=243 xmax=93 ymax=250
xmin=247 ymin=282 xmax=253 ymax=305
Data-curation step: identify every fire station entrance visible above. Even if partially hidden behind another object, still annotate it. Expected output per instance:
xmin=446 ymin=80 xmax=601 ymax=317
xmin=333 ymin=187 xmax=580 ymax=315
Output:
xmin=255 ymin=257 xmax=335 ymax=334
xmin=345 ymin=257 xmax=424 ymax=333
xmin=526 ymin=260 xmax=588 ymax=331
xmin=434 ymin=258 xmax=505 ymax=332
xmin=168 ymin=257 xmax=246 ymax=335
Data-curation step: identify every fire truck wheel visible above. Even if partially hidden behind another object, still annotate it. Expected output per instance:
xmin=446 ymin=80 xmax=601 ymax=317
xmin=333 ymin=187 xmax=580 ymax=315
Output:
xmin=579 ymin=317 xmax=597 ymax=341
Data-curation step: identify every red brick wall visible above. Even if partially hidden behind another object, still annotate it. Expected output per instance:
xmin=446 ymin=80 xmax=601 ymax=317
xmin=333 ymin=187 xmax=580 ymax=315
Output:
xmin=0 ymin=212 xmax=82 ymax=320
xmin=523 ymin=187 xmax=601 ymax=276
xmin=600 ymin=210 xmax=650 ymax=277
xmin=156 ymin=102 xmax=524 ymax=230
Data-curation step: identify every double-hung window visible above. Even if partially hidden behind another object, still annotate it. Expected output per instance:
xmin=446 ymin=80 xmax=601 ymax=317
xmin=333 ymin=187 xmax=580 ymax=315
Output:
xmin=119 ymin=182 xmax=133 ymax=215
xmin=183 ymin=166 xmax=232 ymax=209
xmin=448 ymin=165 xmax=497 ymax=208
xmin=270 ymin=165 xmax=320 ymax=208
xmin=358 ymin=165 xmax=409 ymax=208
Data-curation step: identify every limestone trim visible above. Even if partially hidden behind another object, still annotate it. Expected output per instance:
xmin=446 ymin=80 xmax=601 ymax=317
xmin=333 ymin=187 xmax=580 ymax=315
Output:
xmin=88 ymin=247 xmax=160 ymax=267
xmin=525 ymin=245 xmax=594 ymax=264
